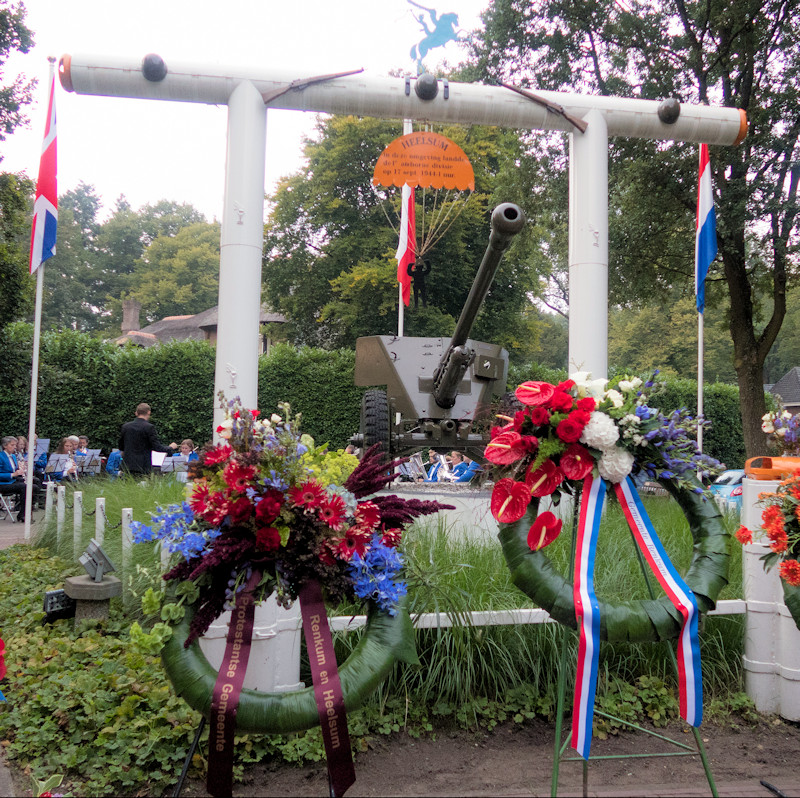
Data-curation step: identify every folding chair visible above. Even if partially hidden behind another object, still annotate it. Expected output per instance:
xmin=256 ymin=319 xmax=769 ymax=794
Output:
xmin=0 ymin=490 xmax=19 ymax=523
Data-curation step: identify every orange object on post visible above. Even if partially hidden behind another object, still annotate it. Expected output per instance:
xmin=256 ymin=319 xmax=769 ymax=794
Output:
xmin=744 ymin=456 xmax=800 ymax=480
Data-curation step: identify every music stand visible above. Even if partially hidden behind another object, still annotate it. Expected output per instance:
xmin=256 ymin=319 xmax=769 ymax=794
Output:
xmin=34 ymin=439 xmax=50 ymax=459
xmin=76 ymin=449 xmax=102 ymax=477
xmin=151 ymin=451 xmax=168 ymax=470
xmin=44 ymin=454 xmax=70 ymax=478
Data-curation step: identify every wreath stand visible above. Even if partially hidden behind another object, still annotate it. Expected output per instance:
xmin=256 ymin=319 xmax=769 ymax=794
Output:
xmin=548 ymin=486 xmax=718 ymax=798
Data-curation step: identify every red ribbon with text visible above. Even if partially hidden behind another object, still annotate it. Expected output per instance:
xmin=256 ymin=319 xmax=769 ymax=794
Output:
xmin=206 ymin=569 xmax=262 ymax=797
xmin=298 ymin=579 xmax=355 ymax=797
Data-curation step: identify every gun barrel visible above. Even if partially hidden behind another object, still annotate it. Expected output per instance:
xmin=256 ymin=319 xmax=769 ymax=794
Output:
xmin=448 ymin=203 xmax=525 ymax=349
xmin=431 ymin=203 xmax=524 ymax=409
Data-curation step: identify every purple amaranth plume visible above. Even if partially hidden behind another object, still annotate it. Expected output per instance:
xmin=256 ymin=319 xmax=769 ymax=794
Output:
xmin=344 ymin=443 xmax=411 ymax=498
xmin=371 ymin=495 xmax=455 ymax=528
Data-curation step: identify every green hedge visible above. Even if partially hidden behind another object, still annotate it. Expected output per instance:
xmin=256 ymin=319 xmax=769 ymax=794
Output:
xmin=0 ymin=326 xmax=363 ymax=453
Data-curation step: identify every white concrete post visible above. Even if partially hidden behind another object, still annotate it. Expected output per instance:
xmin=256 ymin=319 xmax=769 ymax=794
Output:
xmin=121 ymin=507 xmax=133 ymax=602
xmin=568 ymin=108 xmax=609 ymax=379
xmin=44 ymin=481 xmax=55 ymax=526
xmin=56 ymin=485 xmax=66 ymax=549
xmin=95 ymin=497 xmax=105 ymax=547
xmin=73 ymin=491 xmax=83 ymax=561
xmin=213 ymin=80 xmax=267 ymax=435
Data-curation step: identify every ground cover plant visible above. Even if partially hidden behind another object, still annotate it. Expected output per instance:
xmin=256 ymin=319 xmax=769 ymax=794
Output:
xmin=0 ymin=478 xmax=749 ymax=795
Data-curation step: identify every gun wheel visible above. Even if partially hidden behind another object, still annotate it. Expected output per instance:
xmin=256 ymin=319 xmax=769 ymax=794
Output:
xmin=361 ymin=389 xmax=390 ymax=453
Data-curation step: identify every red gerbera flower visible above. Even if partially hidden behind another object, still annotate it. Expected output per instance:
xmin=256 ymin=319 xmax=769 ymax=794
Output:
xmin=490 ymin=478 xmax=531 ymax=523
xmin=560 ymin=444 xmax=595 ymax=480
xmin=355 ymin=501 xmax=381 ymax=530
xmin=526 ymin=459 xmax=564 ymax=497
xmin=515 ymin=381 xmax=555 ymax=407
xmin=485 ymin=430 xmax=529 ymax=465
xmin=222 ymin=461 xmax=257 ymax=493
xmin=318 ymin=539 xmax=337 ymax=565
xmin=203 ymin=444 xmax=233 ymax=466
xmin=381 ymin=528 xmax=402 ymax=547
xmin=189 ymin=482 xmax=210 ymax=515
xmin=527 ymin=511 xmax=563 ymax=551
xmin=202 ymin=491 xmax=229 ymax=526
xmin=288 ymin=481 xmax=326 ymax=509
xmin=778 ymin=559 xmax=800 ymax=587
xmin=255 ymin=526 xmax=282 ymax=553
xmin=318 ymin=494 xmax=347 ymax=530
xmin=735 ymin=525 xmax=753 ymax=545
xmin=334 ymin=526 xmax=371 ymax=561
xmin=769 ymin=529 xmax=789 ymax=553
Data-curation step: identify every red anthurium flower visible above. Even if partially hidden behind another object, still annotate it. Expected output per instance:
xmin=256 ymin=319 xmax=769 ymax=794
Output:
xmin=560 ymin=444 xmax=595 ymax=480
xmin=556 ymin=379 xmax=576 ymax=393
xmin=318 ymin=494 xmax=347 ymax=530
xmin=203 ymin=444 xmax=233 ymax=466
xmin=222 ymin=461 xmax=257 ymax=493
xmin=526 ymin=459 xmax=564 ymax=497
xmin=490 ymin=478 xmax=531 ymax=523
xmin=381 ymin=528 xmax=402 ymax=547
xmin=288 ymin=481 xmax=326 ymax=508
xmin=527 ymin=511 xmax=563 ymax=551
xmin=515 ymin=381 xmax=555 ymax=407
xmin=549 ymin=391 xmax=575 ymax=412
xmin=255 ymin=526 xmax=281 ymax=553
xmin=227 ymin=495 xmax=253 ymax=525
xmin=485 ymin=430 xmax=529 ymax=465
xmin=556 ymin=417 xmax=583 ymax=443
xmin=355 ymin=501 xmax=381 ymax=530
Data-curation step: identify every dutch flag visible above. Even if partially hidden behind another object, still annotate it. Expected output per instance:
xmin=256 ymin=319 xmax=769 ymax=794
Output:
xmin=29 ymin=68 xmax=58 ymax=274
xmin=695 ymin=144 xmax=716 ymax=313
xmin=395 ymin=183 xmax=416 ymax=307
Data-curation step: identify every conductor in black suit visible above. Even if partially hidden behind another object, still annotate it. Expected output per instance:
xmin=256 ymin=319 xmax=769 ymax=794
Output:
xmin=119 ymin=403 xmax=177 ymax=475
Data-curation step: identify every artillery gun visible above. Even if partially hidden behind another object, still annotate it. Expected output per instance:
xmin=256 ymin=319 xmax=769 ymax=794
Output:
xmin=352 ymin=202 xmax=525 ymax=460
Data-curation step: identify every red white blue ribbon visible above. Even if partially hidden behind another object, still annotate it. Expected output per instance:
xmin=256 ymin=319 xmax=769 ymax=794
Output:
xmin=571 ymin=474 xmax=606 ymax=760
xmin=571 ymin=475 xmax=703 ymax=761
xmin=614 ymin=477 xmax=703 ymax=727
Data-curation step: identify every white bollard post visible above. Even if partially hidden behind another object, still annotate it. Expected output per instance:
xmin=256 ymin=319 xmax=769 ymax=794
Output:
xmin=56 ymin=485 xmax=66 ymax=550
xmin=44 ymin=481 xmax=55 ymax=526
xmin=73 ymin=491 xmax=83 ymax=561
xmin=742 ymin=477 xmax=800 ymax=720
xmin=95 ymin=497 xmax=105 ymax=547
xmin=121 ymin=507 xmax=133 ymax=603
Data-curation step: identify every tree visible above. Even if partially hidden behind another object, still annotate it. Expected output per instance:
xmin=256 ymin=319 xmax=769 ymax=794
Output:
xmin=263 ymin=114 xmax=544 ymax=359
xmin=127 ymin=221 xmax=220 ymax=322
xmin=0 ymin=1 xmax=34 ymax=153
xmin=470 ymin=0 xmax=800 ymax=456
xmin=0 ymin=172 xmax=34 ymax=325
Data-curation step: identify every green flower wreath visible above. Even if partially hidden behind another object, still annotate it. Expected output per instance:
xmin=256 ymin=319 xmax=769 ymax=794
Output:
xmin=499 ymin=477 xmax=729 ymax=643
xmin=161 ymin=596 xmax=418 ymax=734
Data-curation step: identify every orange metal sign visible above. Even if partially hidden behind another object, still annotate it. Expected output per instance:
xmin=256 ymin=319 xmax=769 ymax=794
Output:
xmin=372 ymin=132 xmax=474 ymax=191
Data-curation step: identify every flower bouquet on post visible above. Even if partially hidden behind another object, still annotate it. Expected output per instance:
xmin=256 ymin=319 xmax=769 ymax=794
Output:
xmin=736 ymin=474 xmax=800 ymax=630
xmin=132 ymin=397 xmax=452 ymax=797
xmin=484 ymin=371 xmax=727 ymax=761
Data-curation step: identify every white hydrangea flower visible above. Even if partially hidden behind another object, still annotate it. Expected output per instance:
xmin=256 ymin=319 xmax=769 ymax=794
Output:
xmin=580 ymin=411 xmax=620 ymax=449
xmin=570 ymin=371 xmax=608 ymax=399
xmin=598 ymin=446 xmax=635 ymax=483
xmin=621 ymin=413 xmax=640 ymax=426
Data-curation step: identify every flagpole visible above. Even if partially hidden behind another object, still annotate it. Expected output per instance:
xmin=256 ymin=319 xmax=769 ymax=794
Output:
xmin=24 ymin=263 xmax=45 ymax=540
xmin=397 ymin=118 xmax=413 ymax=337
xmin=697 ymin=310 xmax=704 ymax=454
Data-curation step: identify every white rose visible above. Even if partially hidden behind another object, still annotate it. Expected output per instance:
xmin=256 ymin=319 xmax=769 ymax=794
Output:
xmin=618 ymin=380 xmax=634 ymax=393
xmin=271 ymin=413 xmax=282 ymax=424
xmin=580 ymin=411 xmax=620 ymax=449
xmin=762 ymin=421 xmax=775 ymax=433
xmin=630 ymin=377 xmax=643 ymax=389
xmin=605 ymin=389 xmax=624 ymax=408
xmin=777 ymin=427 xmax=787 ymax=438
xmin=762 ymin=412 xmax=773 ymax=422
xmin=783 ymin=411 xmax=793 ymax=419
xmin=570 ymin=371 xmax=608 ymax=399
xmin=598 ymin=446 xmax=635 ymax=483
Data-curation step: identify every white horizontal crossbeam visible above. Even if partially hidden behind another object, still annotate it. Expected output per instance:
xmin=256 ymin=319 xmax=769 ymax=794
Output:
xmin=60 ymin=53 xmax=746 ymax=146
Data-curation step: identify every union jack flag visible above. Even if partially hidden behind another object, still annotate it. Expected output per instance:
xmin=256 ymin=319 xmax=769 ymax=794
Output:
xmin=29 ymin=68 xmax=58 ymax=274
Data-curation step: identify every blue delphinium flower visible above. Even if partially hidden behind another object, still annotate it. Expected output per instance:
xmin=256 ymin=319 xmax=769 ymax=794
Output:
xmin=347 ymin=536 xmax=406 ymax=615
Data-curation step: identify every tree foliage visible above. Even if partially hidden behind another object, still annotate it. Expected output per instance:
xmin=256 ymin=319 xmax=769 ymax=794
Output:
xmin=0 ymin=172 xmax=34 ymax=325
xmin=470 ymin=0 xmax=800 ymax=455
xmin=263 ymin=115 xmax=545 ymax=361
xmin=0 ymin=0 xmax=34 ymax=150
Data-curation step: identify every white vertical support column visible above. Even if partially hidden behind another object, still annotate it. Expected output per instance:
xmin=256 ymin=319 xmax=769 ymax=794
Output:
xmin=73 ymin=491 xmax=83 ymax=561
xmin=568 ymin=108 xmax=609 ymax=379
xmin=121 ymin=507 xmax=133 ymax=603
xmin=95 ymin=497 xmax=105 ymax=547
xmin=56 ymin=485 xmax=66 ymax=550
xmin=160 ymin=540 xmax=171 ymax=571
xmin=213 ymin=80 xmax=267 ymax=436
